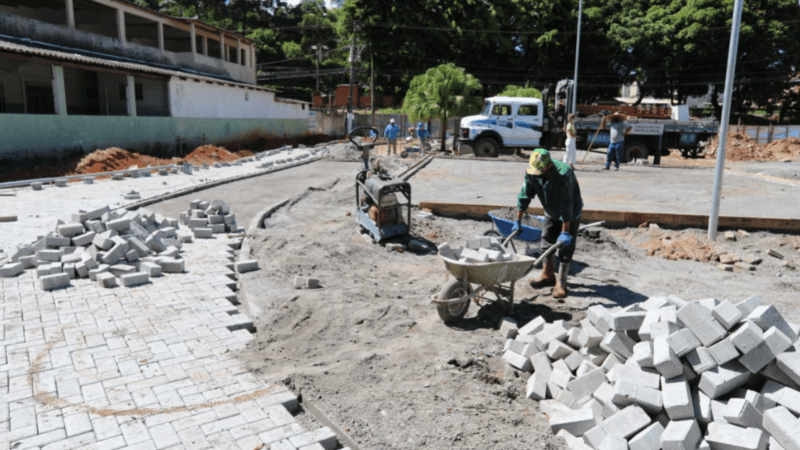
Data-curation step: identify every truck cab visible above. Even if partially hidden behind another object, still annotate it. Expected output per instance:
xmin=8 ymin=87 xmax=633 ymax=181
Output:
xmin=458 ymin=96 xmax=544 ymax=157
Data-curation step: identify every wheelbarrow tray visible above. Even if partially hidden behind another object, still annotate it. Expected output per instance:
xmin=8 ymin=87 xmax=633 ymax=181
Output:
xmin=439 ymin=254 xmax=536 ymax=286
xmin=487 ymin=211 xmax=542 ymax=242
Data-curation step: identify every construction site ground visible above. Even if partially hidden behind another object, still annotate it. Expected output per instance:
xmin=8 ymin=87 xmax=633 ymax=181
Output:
xmin=2 ymin=140 xmax=800 ymax=449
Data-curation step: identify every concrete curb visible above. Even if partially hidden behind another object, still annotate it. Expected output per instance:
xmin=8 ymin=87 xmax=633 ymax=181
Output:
xmin=399 ymin=155 xmax=434 ymax=181
xmin=124 ymin=156 xmax=322 ymax=211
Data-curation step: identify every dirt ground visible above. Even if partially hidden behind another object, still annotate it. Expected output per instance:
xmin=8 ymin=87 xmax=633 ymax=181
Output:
xmin=237 ymin=160 xmax=800 ymax=449
xmin=0 ymin=134 xmax=334 ymax=183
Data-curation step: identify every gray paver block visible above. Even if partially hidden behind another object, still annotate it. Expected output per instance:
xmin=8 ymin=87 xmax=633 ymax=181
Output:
xmin=666 ymin=328 xmax=702 ymax=357
xmin=567 ymin=368 xmax=605 ymax=402
xmin=106 ymin=218 xmax=131 ymax=232
xmin=698 ymin=361 xmax=751 ymax=399
xmin=600 ymin=331 xmax=636 ymax=359
xmin=527 ymin=372 xmax=548 ymax=401
xmin=0 ymin=262 xmax=24 ymax=277
xmin=764 ymin=327 xmax=793 ymax=356
xmin=40 ymin=272 xmax=69 ymax=290
xmin=598 ymin=405 xmax=652 ymax=439
xmin=735 ymin=295 xmax=763 ymax=317
xmin=194 ymin=228 xmax=213 ymax=239
xmin=662 ymin=375 xmax=693 ymax=420
xmin=31 ymin=181 xmax=42 ymax=190
xmin=120 ymin=271 xmax=149 ymax=287
xmin=607 ymin=364 xmax=660 ymax=389
xmin=763 ymin=406 xmax=800 ymax=450
xmin=708 ymin=337 xmax=740 ymax=365
xmin=139 ymin=261 xmax=162 ymax=277
xmin=628 ymin=421 xmax=664 ymax=450
xmin=57 ymin=223 xmax=85 ymax=238
xmin=549 ymin=407 xmax=596 ymax=437
xmin=97 ymin=272 xmax=117 ymax=288
xmin=503 ymin=349 xmax=532 ymax=372
xmin=762 ymin=380 xmax=800 ymax=416
xmin=731 ymin=321 xmax=767 ymax=354
xmin=289 ymin=427 xmax=338 ymax=450
xmin=713 ymin=300 xmax=745 ymax=330
xmin=748 ymin=305 xmax=799 ymax=344
xmin=776 ymin=351 xmax=800 ymax=386
xmin=706 ymin=422 xmax=767 ymax=450
xmin=158 ymin=258 xmax=184 ymax=273
xmin=38 ymin=249 xmax=64 ymax=262
xmin=611 ymin=382 xmax=663 ymax=415
xmin=738 ymin=340 xmax=776 ymax=373
xmin=661 ymin=420 xmax=700 ymax=450
xmin=101 ymin=242 xmax=127 ymax=264
xmin=686 ymin=347 xmax=717 ymax=374
xmin=723 ymin=398 xmax=763 ymax=429
xmin=71 ymin=231 xmax=96 ymax=247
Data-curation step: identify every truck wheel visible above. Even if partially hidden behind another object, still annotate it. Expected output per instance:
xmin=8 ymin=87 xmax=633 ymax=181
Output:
xmin=474 ymin=138 xmax=500 ymax=158
xmin=625 ymin=143 xmax=648 ymax=163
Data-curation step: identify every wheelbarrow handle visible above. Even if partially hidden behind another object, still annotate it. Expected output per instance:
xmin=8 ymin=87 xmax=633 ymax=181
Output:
xmin=532 ymin=241 xmax=564 ymax=266
xmin=502 ymin=229 xmax=520 ymax=247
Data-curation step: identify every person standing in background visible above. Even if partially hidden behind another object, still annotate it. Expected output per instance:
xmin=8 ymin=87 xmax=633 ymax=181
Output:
xmin=563 ymin=114 xmax=577 ymax=168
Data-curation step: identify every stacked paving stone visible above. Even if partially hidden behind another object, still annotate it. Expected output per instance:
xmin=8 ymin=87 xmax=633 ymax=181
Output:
xmin=0 ymin=205 xmax=190 ymax=290
xmin=499 ymin=295 xmax=800 ymax=450
xmin=180 ymin=199 xmax=239 ymax=238
xmin=438 ymin=236 xmax=517 ymax=263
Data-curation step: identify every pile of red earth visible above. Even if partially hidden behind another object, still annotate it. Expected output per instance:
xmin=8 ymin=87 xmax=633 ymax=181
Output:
xmin=75 ymin=148 xmax=173 ymax=175
xmin=705 ymin=133 xmax=800 ymax=162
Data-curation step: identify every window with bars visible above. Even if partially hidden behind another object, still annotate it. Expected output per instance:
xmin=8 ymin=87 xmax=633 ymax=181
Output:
xmin=25 ymin=83 xmax=55 ymax=114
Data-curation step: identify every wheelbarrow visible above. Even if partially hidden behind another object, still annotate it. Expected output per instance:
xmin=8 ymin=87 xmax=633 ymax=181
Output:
xmin=431 ymin=232 xmax=562 ymax=324
xmin=485 ymin=210 xmax=542 ymax=254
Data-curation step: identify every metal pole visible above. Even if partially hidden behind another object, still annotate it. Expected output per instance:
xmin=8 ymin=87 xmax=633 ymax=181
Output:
xmin=315 ymin=45 xmax=320 ymax=93
xmin=346 ymin=23 xmax=356 ymax=135
xmin=571 ymin=0 xmax=583 ymax=115
xmin=708 ymin=0 xmax=744 ymax=241
xmin=370 ymin=52 xmax=375 ymax=114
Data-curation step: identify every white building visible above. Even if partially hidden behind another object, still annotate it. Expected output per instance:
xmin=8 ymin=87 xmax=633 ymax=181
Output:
xmin=0 ymin=0 xmax=311 ymax=161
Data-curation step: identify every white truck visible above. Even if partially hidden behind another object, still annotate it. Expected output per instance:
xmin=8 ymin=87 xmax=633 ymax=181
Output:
xmin=457 ymin=80 xmax=720 ymax=164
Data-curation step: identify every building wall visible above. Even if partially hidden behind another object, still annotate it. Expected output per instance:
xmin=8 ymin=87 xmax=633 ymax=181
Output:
xmin=0 ymin=11 xmax=255 ymax=84
xmin=0 ymin=114 xmax=309 ymax=160
xmin=0 ymin=58 xmax=55 ymax=114
xmin=168 ymin=79 xmax=309 ymax=120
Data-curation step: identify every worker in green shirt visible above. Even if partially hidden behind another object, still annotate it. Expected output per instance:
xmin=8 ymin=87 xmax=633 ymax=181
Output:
xmin=511 ymin=148 xmax=584 ymax=298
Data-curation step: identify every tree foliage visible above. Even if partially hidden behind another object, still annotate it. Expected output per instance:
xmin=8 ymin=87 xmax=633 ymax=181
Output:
xmin=499 ymin=85 xmax=543 ymax=99
xmin=401 ymin=64 xmax=482 ymax=152
xmin=130 ymin=0 xmax=800 ymax=120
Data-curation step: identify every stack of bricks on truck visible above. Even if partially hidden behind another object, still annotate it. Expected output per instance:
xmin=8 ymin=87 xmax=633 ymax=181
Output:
xmin=498 ymin=294 xmax=800 ymax=450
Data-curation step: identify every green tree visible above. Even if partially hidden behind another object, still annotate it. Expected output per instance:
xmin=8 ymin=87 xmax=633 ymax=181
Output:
xmin=401 ymin=64 xmax=482 ymax=152
xmin=499 ymin=85 xmax=543 ymax=99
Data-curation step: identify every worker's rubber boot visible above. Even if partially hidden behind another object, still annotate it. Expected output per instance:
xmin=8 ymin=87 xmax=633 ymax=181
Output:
xmin=529 ymin=254 xmax=556 ymax=288
xmin=553 ymin=262 xmax=571 ymax=299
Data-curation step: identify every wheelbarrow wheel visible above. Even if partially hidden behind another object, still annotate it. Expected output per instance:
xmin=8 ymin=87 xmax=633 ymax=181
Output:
xmin=483 ymin=229 xmax=501 ymax=237
xmin=437 ymin=279 xmax=472 ymax=324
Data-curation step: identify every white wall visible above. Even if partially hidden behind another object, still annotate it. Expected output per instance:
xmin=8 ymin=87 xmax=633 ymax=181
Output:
xmin=168 ymin=78 xmax=310 ymax=120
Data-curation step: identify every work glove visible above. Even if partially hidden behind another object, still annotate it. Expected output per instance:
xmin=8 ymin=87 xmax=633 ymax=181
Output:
xmin=557 ymin=231 xmax=573 ymax=247
xmin=511 ymin=220 xmax=522 ymax=235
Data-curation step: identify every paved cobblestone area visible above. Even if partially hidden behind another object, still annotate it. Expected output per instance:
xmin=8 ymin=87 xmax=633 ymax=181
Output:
xmin=0 ymin=148 xmax=341 ymax=450
xmin=0 ymin=147 xmax=315 ymax=257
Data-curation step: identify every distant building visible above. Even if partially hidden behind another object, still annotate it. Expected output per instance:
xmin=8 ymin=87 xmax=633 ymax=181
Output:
xmin=0 ymin=0 xmax=310 ymax=161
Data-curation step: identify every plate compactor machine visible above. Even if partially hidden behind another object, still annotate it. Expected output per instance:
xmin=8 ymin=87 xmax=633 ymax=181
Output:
xmin=351 ymin=127 xmax=412 ymax=242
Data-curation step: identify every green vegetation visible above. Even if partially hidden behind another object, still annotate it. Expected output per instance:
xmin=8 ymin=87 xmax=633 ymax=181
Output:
xmin=401 ymin=64 xmax=482 ymax=152
xmin=132 ymin=0 xmax=800 ymax=120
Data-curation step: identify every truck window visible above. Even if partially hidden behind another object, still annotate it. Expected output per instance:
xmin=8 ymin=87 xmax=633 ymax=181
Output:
xmin=491 ymin=104 xmax=511 ymax=116
xmin=481 ymin=102 xmax=492 ymax=116
xmin=518 ymin=104 xmax=538 ymax=116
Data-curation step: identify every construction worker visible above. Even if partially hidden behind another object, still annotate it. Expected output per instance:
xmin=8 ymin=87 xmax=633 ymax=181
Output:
xmin=384 ymin=118 xmax=400 ymax=155
xmin=417 ymin=122 xmax=430 ymax=154
xmin=601 ymin=112 xmax=632 ymax=171
xmin=512 ymin=148 xmax=583 ymax=298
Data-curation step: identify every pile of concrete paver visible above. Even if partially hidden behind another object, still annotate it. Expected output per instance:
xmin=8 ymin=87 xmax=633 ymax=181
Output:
xmin=438 ymin=237 xmax=518 ymax=263
xmin=499 ymin=295 xmax=800 ymax=450
xmin=0 ymin=199 xmax=259 ymax=290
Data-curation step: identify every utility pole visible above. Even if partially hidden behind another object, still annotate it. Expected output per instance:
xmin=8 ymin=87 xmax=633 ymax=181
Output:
xmin=346 ymin=22 xmax=356 ymax=136
xmin=370 ymin=51 xmax=375 ymax=114
xmin=571 ymin=0 xmax=583 ymax=115
xmin=708 ymin=0 xmax=744 ymax=241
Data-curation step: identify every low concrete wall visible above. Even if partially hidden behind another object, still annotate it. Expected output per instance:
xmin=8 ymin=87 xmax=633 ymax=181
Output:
xmin=0 ymin=114 xmax=308 ymax=160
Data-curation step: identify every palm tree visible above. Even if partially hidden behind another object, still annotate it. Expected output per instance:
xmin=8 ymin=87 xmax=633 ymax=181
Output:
xmin=402 ymin=64 xmax=482 ymax=153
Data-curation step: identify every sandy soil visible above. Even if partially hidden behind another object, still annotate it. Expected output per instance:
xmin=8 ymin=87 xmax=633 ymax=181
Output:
xmin=236 ymin=163 xmax=800 ymax=449
xmin=0 ymin=134 xmax=334 ymax=183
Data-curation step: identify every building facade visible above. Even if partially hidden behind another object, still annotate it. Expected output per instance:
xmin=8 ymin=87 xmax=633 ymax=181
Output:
xmin=0 ymin=0 xmax=311 ymax=161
